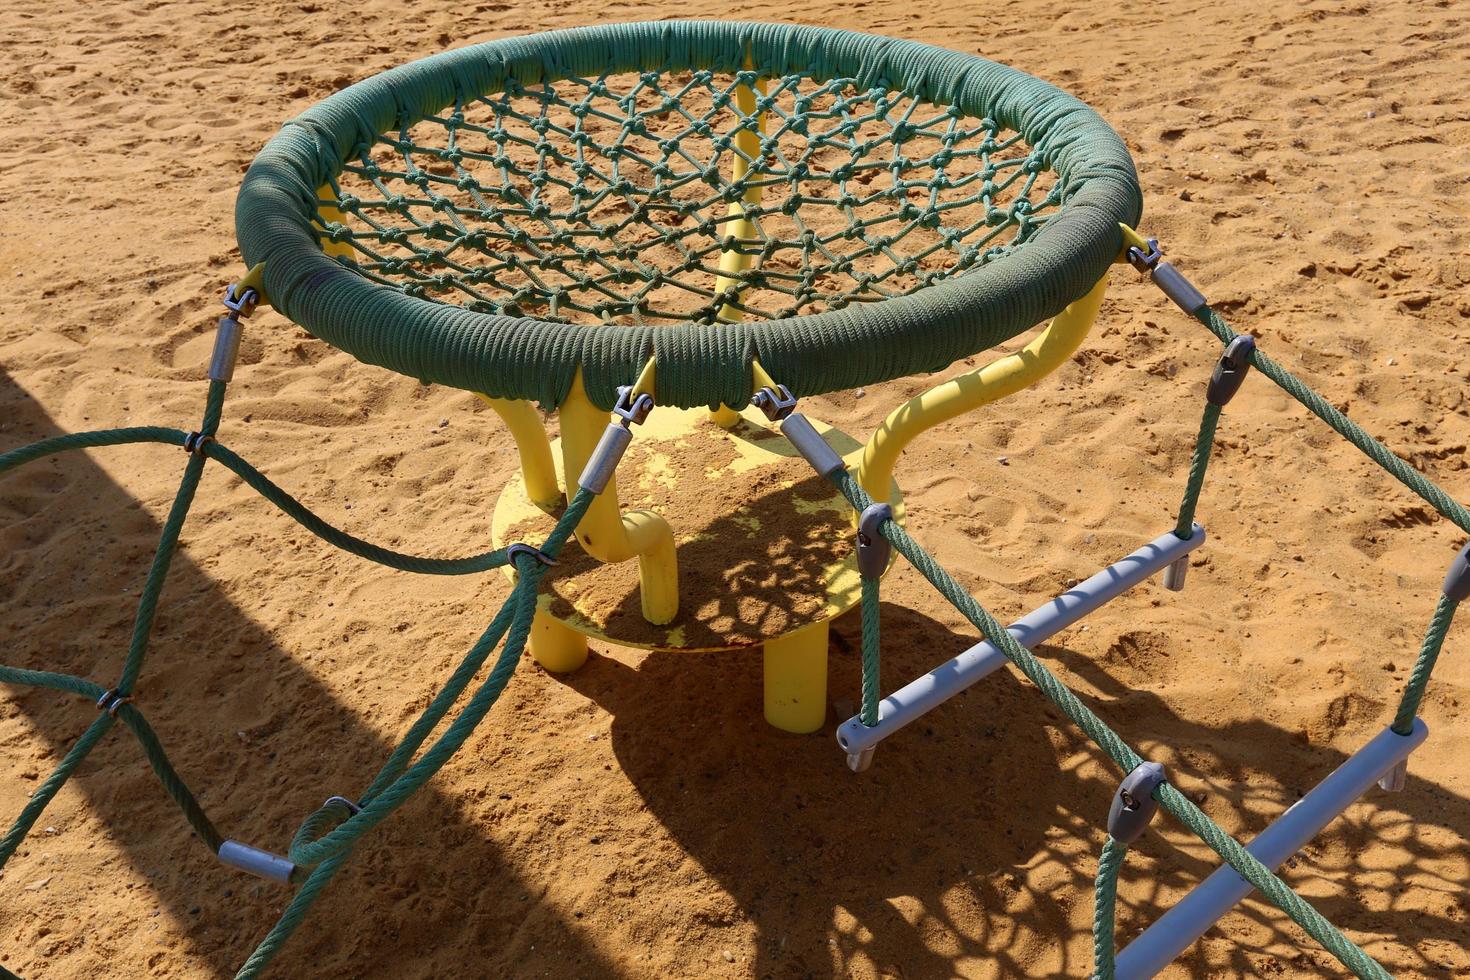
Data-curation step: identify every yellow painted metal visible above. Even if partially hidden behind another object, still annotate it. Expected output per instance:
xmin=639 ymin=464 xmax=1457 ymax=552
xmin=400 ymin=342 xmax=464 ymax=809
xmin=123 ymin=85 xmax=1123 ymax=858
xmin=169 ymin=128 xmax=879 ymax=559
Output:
xmin=475 ymin=394 xmax=561 ymax=510
xmin=709 ymin=69 xmax=769 ymax=428
xmin=560 ymin=372 xmax=680 ymax=625
xmin=230 ymin=262 xmax=269 ymax=307
xmin=857 ymin=272 xmax=1111 ymax=501
xmin=763 ymin=620 xmax=831 ymax=733
xmin=1116 ymin=222 xmax=1152 ymax=260
xmin=489 ymin=402 xmax=900 ymax=651
xmin=529 ymin=608 xmax=589 ymax=672
xmin=316 ymin=185 xmax=356 ymax=261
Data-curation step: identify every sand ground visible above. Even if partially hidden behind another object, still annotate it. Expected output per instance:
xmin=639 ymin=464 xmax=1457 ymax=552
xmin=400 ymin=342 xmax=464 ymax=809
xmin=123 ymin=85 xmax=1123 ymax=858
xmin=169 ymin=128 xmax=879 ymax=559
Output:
xmin=2 ymin=0 xmax=1468 ymax=977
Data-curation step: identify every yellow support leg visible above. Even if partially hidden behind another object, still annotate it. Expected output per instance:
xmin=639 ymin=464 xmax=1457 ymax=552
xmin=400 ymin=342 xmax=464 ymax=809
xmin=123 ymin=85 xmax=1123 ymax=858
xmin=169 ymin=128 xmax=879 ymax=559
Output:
xmin=476 ymin=394 xmax=561 ymax=510
xmin=709 ymin=70 xmax=768 ymax=428
xmin=763 ymin=619 xmax=830 ymax=733
xmin=857 ymin=273 xmax=1111 ymax=501
xmin=529 ymin=608 xmax=589 ymax=672
xmin=559 ymin=372 xmax=680 ymax=625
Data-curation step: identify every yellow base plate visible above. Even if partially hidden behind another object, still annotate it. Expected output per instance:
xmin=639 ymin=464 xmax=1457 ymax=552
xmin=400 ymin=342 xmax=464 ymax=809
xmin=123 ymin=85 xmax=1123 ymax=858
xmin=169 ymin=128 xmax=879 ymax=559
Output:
xmin=489 ymin=403 xmax=902 ymax=653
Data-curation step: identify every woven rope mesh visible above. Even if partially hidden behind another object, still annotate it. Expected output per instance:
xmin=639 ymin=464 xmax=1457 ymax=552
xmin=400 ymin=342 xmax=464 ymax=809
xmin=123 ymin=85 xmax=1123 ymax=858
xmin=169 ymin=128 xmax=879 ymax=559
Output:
xmin=315 ymin=68 xmax=1061 ymax=326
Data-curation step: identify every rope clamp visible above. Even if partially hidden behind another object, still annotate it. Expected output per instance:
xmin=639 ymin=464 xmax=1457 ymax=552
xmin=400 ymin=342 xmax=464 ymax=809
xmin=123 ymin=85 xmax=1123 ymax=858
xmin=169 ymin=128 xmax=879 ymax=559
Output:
xmin=1443 ymin=541 xmax=1470 ymax=604
xmin=323 ymin=795 xmax=363 ymax=816
xmin=1126 ymin=238 xmax=1163 ymax=274
xmin=612 ymin=385 xmax=654 ymax=427
xmin=1127 ymin=237 xmax=1208 ymax=315
xmin=1107 ymin=761 xmax=1166 ymax=844
xmin=183 ymin=431 xmax=214 ymax=456
xmin=221 ymin=283 xmax=259 ymax=319
xmin=1206 ymin=335 xmax=1256 ymax=406
xmin=751 ymin=383 xmax=797 ymax=422
xmin=506 ymin=542 xmax=558 ymax=568
xmin=857 ymin=503 xmax=894 ymax=580
xmin=95 ymin=689 xmax=133 ymax=717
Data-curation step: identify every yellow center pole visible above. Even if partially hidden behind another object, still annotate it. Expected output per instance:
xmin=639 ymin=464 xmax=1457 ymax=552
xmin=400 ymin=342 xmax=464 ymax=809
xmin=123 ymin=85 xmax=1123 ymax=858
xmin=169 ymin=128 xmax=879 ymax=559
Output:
xmin=709 ymin=68 xmax=768 ymax=427
xmin=857 ymin=273 xmax=1111 ymax=501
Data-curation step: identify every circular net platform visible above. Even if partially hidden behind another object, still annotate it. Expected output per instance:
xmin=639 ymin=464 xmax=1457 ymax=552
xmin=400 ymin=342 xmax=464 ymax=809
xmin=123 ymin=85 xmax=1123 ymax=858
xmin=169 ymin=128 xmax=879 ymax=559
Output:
xmin=237 ymin=22 xmax=1141 ymax=409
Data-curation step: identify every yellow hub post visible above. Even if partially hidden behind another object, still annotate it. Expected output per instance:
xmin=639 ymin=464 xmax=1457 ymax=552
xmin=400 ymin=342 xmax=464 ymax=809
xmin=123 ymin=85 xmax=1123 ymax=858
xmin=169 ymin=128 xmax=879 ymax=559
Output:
xmin=709 ymin=67 xmax=768 ymax=428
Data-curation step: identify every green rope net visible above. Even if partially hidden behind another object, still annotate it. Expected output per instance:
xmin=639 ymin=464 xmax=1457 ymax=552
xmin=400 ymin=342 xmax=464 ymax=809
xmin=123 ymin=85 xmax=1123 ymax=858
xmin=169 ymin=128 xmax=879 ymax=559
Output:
xmin=319 ymin=68 xmax=1061 ymax=325
xmin=3 ymin=19 xmax=1464 ymax=980
xmin=237 ymin=20 xmax=1142 ymax=409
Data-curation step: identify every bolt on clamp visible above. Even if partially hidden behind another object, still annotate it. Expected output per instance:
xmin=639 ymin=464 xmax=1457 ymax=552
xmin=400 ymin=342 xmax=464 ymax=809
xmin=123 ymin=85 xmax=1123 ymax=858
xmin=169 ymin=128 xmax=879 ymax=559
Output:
xmin=579 ymin=384 xmax=654 ymax=494
xmin=1107 ymin=761 xmax=1166 ymax=844
xmin=751 ymin=382 xmax=797 ymax=421
xmin=857 ymin=503 xmax=894 ymax=580
xmin=1206 ymin=335 xmax=1256 ymax=406
xmin=1127 ymin=237 xmax=1208 ymax=316
xmin=750 ymin=383 xmax=846 ymax=478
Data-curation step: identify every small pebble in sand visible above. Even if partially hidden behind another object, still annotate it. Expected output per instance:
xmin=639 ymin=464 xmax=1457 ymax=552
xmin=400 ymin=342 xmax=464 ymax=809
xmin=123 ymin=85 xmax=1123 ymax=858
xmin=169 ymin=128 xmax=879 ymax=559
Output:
xmin=722 ymin=950 xmax=735 ymax=963
xmin=438 ymin=418 xmax=449 ymax=427
xmin=1386 ymin=357 xmax=1397 ymax=366
xmin=997 ymin=456 xmax=1009 ymax=465
xmin=853 ymin=388 xmax=865 ymax=399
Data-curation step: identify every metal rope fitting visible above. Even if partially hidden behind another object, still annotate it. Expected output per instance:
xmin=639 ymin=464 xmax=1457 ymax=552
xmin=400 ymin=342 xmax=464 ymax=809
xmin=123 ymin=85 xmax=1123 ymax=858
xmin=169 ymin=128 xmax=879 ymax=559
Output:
xmin=506 ymin=542 xmax=558 ymax=568
xmin=611 ymin=384 xmax=654 ymax=426
xmin=857 ymin=503 xmax=893 ymax=580
xmin=1443 ymin=541 xmax=1470 ymax=604
xmin=1127 ymin=237 xmax=1208 ymax=315
xmin=1107 ymin=761 xmax=1166 ymax=844
xmin=780 ymin=412 xmax=846 ymax=478
xmin=222 ymin=283 xmax=259 ymax=319
xmin=323 ymin=795 xmax=363 ymax=816
xmin=182 ymin=431 xmax=214 ymax=456
xmin=579 ymin=384 xmax=653 ymax=493
xmin=751 ymin=383 xmax=797 ymax=422
xmin=209 ymin=315 xmax=244 ymax=383
xmin=210 ymin=283 xmax=257 ymax=383
xmin=1206 ymin=335 xmax=1255 ymax=406
xmin=218 ymin=840 xmax=295 ymax=883
xmin=95 ymin=689 xmax=133 ymax=718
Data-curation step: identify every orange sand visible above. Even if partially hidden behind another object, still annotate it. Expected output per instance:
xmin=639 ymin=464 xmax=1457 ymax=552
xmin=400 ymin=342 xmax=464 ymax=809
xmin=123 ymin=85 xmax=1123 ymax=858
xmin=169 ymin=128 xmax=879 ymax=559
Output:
xmin=2 ymin=1 xmax=1468 ymax=977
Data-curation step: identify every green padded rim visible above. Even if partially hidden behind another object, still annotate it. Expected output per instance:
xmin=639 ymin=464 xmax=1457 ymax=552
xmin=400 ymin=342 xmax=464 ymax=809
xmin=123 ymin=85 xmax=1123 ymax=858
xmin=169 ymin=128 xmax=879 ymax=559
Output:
xmin=235 ymin=20 xmax=1142 ymax=410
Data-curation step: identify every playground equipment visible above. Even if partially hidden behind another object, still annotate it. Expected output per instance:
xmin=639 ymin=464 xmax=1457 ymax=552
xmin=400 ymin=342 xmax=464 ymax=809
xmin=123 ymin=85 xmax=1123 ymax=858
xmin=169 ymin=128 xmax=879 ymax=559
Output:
xmin=1 ymin=20 xmax=1466 ymax=980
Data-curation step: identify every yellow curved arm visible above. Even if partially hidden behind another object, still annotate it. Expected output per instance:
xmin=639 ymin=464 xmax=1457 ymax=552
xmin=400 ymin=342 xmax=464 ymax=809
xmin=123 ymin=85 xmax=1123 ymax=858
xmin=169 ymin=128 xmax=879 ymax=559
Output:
xmin=857 ymin=272 xmax=1111 ymax=501
xmin=475 ymin=395 xmax=561 ymax=510
xmin=559 ymin=372 xmax=679 ymax=625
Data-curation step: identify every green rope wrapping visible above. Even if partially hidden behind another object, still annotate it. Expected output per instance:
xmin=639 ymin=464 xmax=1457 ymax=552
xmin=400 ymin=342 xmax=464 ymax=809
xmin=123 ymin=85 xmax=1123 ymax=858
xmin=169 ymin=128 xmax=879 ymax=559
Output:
xmin=236 ymin=21 xmax=1142 ymax=410
xmin=1174 ymin=401 xmax=1220 ymax=540
xmin=1392 ymin=594 xmax=1458 ymax=735
xmin=825 ymin=467 xmax=1390 ymax=979
xmin=1092 ymin=836 xmax=1128 ymax=980
xmin=860 ymin=575 xmax=881 ymax=726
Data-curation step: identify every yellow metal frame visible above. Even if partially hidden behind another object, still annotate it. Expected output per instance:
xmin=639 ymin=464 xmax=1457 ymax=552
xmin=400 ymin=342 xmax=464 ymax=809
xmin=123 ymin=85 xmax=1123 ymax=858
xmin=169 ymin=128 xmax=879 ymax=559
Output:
xmin=856 ymin=273 xmax=1110 ymax=500
xmin=709 ymin=66 xmax=768 ymax=427
xmin=308 ymin=138 xmax=1128 ymax=735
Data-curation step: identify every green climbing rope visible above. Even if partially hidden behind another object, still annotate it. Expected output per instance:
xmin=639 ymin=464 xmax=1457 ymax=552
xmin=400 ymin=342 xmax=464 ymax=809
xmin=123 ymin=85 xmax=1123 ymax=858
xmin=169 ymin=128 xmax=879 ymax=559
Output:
xmin=860 ymin=575 xmax=881 ymax=727
xmin=1392 ymin=594 xmax=1458 ymax=735
xmin=1193 ymin=305 xmax=1470 ymax=536
xmin=0 ymin=359 xmax=600 ymax=980
xmin=1173 ymin=401 xmax=1220 ymax=540
xmin=1092 ymin=836 xmax=1128 ymax=980
xmin=236 ymin=20 xmax=1142 ymax=410
xmin=825 ymin=467 xmax=1392 ymax=980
